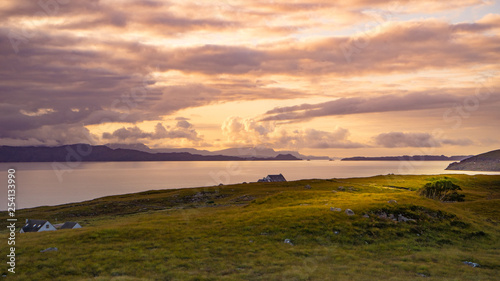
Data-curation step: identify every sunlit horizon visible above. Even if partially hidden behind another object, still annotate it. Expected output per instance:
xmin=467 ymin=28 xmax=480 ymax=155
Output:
xmin=1 ymin=0 xmax=499 ymax=157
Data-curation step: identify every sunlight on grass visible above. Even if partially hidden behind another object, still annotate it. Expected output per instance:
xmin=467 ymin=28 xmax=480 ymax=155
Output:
xmin=1 ymin=174 xmax=499 ymax=280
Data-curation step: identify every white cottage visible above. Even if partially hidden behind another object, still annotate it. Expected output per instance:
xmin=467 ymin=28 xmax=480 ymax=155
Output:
xmin=20 ymin=219 xmax=57 ymax=233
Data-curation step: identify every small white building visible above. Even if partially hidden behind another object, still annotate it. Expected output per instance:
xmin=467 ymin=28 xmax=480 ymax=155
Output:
xmin=60 ymin=222 xmax=82 ymax=230
xmin=20 ymin=219 xmax=57 ymax=233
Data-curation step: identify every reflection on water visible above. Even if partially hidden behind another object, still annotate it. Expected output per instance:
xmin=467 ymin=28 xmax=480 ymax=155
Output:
xmin=1 ymin=161 xmax=499 ymax=209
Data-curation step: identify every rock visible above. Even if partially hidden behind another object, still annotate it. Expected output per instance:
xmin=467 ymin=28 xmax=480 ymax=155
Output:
xmin=463 ymin=261 xmax=480 ymax=268
xmin=40 ymin=247 xmax=58 ymax=253
xmin=378 ymin=212 xmax=388 ymax=219
xmin=417 ymin=273 xmax=429 ymax=277
xmin=338 ymin=186 xmax=345 ymax=191
xmin=334 ymin=231 xmax=339 ymax=235
xmin=330 ymin=207 xmax=342 ymax=212
xmin=362 ymin=214 xmax=370 ymax=218
xmin=389 ymin=213 xmax=396 ymax=220
xmin=304 ymin=184 xmax=312 ymax=189
xmin=284 ymin=239 xmax=294 ymax=246
xmin=388 ymin=200 xmax=398 ymax=204
xmin=331 ymin=190 xmax=337 ymax=193
xmin=345 ymin=209 xmax=355 ymax=216
xmin=398 ymin=214 xmax=410 ymax=222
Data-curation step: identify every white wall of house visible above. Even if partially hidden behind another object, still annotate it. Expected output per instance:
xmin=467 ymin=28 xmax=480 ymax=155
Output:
xmin=39 ymin=222 xmax=57 ymax=232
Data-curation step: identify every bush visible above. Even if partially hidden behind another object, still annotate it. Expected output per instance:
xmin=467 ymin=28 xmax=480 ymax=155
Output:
xmin=419 ymin=180 xmax=465 ymax=202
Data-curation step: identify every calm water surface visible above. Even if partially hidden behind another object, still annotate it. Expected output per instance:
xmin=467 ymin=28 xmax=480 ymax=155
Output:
xmin=1 ymin=160 xmax=499 ymax=209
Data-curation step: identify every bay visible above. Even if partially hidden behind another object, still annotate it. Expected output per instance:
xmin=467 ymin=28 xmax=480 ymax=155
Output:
xmin=1 ymin=160 xmax=499 ymax=210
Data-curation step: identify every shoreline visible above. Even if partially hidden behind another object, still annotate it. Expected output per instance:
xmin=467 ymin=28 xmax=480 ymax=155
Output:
xmin=2 ymin=173 xmax=500 ymax=212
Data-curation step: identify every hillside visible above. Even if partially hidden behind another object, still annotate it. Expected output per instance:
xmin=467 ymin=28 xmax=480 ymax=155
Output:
xmin=0 ymin=145 xmax=301 ymax=162
xmin=1 ymin=174 xmax=499 ymax=280
xmin=446 ymin=149 xmax=500 ymax=171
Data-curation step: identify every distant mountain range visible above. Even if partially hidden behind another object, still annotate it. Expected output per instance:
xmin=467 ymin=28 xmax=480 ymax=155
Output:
xmin=342 ymin=155 xmax=471 ymax=161
xmin=446 ymin=149 xmax=500 ymax=171
xmin=105 ymin=143 xmax=332 ymax=160
xmin=0 ymin=145 xmax=301 ymax=162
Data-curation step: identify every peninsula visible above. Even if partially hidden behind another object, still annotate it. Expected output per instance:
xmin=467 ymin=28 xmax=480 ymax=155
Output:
xmin=446 ymin=149 xmax=500 ymax=171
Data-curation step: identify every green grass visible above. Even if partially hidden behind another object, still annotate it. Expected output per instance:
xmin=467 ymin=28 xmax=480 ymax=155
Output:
xmin=1 ymin=174 xmax=499 ymax=280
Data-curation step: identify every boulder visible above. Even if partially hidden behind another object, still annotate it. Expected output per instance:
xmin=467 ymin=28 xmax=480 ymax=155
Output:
xmin=284 ymin=239 xmax=294 ymax=246
xmin=378 ymin=212 xmax=388 ymax=219
xmin=398 ymin=214 xmax=410 ymax=222
xmin=304 ymin=184 xmax=312 ymax=189
xmin=463 ymin=261 xmax=480 ymax=268
xmin=330 ymin=207 xmax=342 ymax=212
xmin=388 ymin=200 xmax=398 ymax=204
xmin=345 ymin=209 xmax=355 ymax=216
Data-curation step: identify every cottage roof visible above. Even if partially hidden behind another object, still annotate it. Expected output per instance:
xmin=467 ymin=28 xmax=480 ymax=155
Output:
xmin=21 ymin=219 xmax=49 ymax=232
xmin=267 ymin=174 xmax=286 ymax=182
xmin=60 ymin=222 xmax=79 ymax=229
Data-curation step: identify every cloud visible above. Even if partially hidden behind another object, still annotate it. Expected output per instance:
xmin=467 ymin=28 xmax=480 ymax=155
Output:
xmin=221 ymin=116 xmax=275 ymax=145
xmin=276 ymin=128 xmax=366 ymax=149
xmin=0 ymin=124 xmax=99 ymax=146
xmin=441 ymin=138 xmax=474 ymax=146
xmin=0 ymin=0 xmax=497 ymax=148
xmin=374 ymin=132 xmax=473 ymax=148
xmin=176 ymin=120 xmax=192 ymax=129
xmin=221 ymin=116 xmax=363 ymax=149
xmin=262 ymin=92 xmax=478 ymax=122
xmin=102 ymin=122 xmax=202 ymax=142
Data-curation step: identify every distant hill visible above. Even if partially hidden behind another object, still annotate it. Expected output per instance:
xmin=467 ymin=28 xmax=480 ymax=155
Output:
xmin=0 ymin=145 xmax=301 ymax=162
xmin=210 ymin=147 xmax=331 ymax=160
xmin=342 ymin=155 xmax=471 ymax=161
xmin=446 ymin=149 xmax=500 ymax=171
xmin=106 ymin=143 xmax=329 ymax=160
xmin=105 ymin=143 xmax=214 ymax=156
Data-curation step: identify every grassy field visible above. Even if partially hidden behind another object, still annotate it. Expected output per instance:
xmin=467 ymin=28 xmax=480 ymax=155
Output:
xmin=1 ymin=174 xmax=499 ymax=280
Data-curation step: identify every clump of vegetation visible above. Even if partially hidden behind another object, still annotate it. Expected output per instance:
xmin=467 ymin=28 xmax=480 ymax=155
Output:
xmin=419 ymin=180 xmax=465 ymax=202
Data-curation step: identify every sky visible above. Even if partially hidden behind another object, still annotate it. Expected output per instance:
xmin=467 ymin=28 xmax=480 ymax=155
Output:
xmin=0 ymin=0 xmax=499 ymax=157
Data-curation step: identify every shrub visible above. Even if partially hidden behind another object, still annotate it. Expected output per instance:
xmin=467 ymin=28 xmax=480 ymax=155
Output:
xmin=419 ymin=180 xmax=465 ymax=202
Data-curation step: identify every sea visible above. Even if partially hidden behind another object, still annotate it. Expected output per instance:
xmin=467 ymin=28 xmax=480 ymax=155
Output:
xmin=1 ymin=160 xmax=499 ymax=210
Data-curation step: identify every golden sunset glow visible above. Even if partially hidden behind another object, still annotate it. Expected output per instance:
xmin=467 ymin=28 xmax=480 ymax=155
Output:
xmin=1 ymin=0 xmax=499 ymax=157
